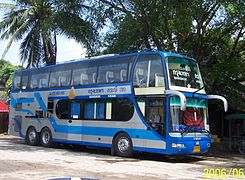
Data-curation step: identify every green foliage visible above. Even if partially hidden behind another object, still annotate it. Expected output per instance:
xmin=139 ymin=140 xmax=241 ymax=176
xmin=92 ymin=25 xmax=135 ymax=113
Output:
xmin=97 ymin=0 xmax=245 ymax=111
xmin=0 ymin=0 xmax=97 ymax=68
xmin=0 ymin=59 xmax=23 ymax=102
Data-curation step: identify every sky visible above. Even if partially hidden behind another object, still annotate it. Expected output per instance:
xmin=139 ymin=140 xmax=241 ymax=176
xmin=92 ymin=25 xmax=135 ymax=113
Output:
xmin=0 ymin=0 xmax=86 ymax=66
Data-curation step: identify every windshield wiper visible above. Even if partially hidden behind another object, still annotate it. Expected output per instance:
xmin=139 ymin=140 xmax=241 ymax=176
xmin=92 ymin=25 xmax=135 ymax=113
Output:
xmin=181 ymin=126 xmax=192 ymax=136
xmin=192 ymin=86 xmax=205 ymax=97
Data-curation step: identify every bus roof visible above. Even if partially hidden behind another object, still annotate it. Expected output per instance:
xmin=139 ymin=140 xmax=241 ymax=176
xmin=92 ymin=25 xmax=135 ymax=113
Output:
xmin=14 ymin=50 xmax=195 ymax=73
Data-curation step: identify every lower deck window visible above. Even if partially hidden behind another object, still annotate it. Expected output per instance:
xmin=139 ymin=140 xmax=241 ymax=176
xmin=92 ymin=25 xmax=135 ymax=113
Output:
xmin=55 ymin=98 xmax=134 ymax=121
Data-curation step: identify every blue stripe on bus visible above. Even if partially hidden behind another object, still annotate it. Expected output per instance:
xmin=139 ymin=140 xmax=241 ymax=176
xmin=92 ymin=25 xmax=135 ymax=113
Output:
xmin=34 ymin=92 xmax=47 ymax=111
xmin=48 ymin=94 xmax=131 ymax=100
xmin=49 ymin=117 xmax=160 ymax=141
xmin=52 ymin=138 xmax=166 ymax=154
xmin=10 ymin=95 xmax=17 ymax=108
xmin=182 ymin=92 xmax=208 ymax=99
xmin=16 ymin=98 xmax=35 ymax=103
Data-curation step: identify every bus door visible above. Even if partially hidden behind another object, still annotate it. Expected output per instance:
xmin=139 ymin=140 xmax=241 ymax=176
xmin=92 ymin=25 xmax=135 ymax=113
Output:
xmin=67 ymin=100 xmax=83 ymax=142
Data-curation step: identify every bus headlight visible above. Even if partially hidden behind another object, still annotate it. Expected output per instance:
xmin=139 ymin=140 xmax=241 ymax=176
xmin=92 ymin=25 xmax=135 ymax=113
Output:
xmin=171 ymin=143 xmax=185 ymax=148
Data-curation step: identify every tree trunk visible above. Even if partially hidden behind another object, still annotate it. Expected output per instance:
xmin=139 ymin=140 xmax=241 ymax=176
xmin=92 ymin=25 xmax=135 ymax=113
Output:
xmin=43 ymin=32 xmax=57 ymax=66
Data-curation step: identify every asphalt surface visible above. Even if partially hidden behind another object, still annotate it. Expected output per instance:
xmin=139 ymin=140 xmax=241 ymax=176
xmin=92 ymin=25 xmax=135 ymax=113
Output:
xmin=0 ymin=135 xmax=244 ymax=180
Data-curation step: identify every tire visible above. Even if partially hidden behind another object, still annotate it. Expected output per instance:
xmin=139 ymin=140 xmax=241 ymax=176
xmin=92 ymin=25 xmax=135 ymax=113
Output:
xmin=40 ymin=127 xmax=53 ymax=147
xmin=114 ymin=132 xmax=133 ymax=157
xmin=25 ymin=127 xmax=39 ymax=146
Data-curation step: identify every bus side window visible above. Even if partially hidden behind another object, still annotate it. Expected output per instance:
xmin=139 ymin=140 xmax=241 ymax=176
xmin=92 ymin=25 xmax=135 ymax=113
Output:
xmin=49 ymin=72 xmax=59 ymax=87
xmin=106 ymin=71 xmax=114 ymax=83
xmin=59 ymin=70 xmax=71 ymax=87
xmin=20 ymin=74 xmax=29 ymax=90
xmin=70 ymin=101 xmax=81 ymax=119
xmin=13 ymin=74 xmax=21 ymax=90
xmin=72 ymin=66 xmax=97 ymax=86
xmin=56 ymin=100 xmax=70 ymax=119
xmin=84 ymin=101 xmax=95 ymax=119
xmin=39 ymin=78 xmax=48 ymax=88
xmin=133 ymin=54 xmax=165 ymax=88
xmin=98 ymin=63 xmax=128 ymax=84
xmin=80 ymin=73 xmax=89 ymax=85
xmin=111 ymin=98 xmax=134 ymax=121
xmin=30 ymin=78 xmax=39 ymax=89
xmin=120 ymin=69 xmax=127 ymax=81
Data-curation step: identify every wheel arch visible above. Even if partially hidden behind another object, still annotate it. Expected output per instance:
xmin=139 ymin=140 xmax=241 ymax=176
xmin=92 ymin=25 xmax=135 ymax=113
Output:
xmin=26 ymin=125 xmax=38 ymax=135
xmin=111 ymin=130 xmax=133 ymax=156
xmin=40 ymin=126 xmax=51 ymax=133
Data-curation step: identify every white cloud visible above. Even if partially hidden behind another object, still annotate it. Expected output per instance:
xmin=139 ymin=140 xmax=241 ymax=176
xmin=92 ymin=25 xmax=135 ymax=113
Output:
xmin=57 ymin=36 xmax=86 ymax=63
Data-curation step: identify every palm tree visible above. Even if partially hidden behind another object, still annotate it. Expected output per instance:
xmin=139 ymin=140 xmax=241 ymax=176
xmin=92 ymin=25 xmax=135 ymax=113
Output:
xmin=0 ymin=0 xmax=95 ymax=68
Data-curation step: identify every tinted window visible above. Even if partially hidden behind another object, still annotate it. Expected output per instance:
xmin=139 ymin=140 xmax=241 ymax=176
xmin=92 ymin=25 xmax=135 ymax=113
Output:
xmin=84 ymin=101 xmax=105 ymax=120
xmin=72 ymin=66 xmax=97 ymax=86
xmin=56 ymin=100 xmax=70 ymax=119
xmin=13 ymin=73 xmax=21 ymax=90
xmin=133 ymin=54 xmax=164 ymax=87
xmin=30 ymin=73 xmax=49 ymax=89
xmin=98 ymin=63 xmax=128 ymax=83
xmin=112 ymin=98 xmax=134 ymax=121
xmin=49 ymin=69 xmax=71 ymax=87
xmin=70 ymin=100 xmax=81 ymax=119
xmin=84 ymin=102 xmax=95 ymax=119
xmin=21 ymin=75 xmax=29 ymax=90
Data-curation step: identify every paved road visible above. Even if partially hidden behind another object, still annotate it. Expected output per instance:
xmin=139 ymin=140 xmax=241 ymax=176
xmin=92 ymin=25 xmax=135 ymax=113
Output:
xmin=0 ymin=135 xmax=244 ymax=180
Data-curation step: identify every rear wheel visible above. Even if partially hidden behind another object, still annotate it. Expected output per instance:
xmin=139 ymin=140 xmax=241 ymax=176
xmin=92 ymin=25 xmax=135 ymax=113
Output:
xmin=114 ymin=132 xmax=133 ymax=157
xmin=40 ymin=127 xmax=53 ymax=147
xmin=26 ymin=127 xmax=39 ymax=146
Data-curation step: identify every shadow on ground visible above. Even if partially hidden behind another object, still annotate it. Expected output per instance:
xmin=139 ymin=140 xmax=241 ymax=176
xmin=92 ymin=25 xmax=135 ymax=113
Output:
xmin=1 ymin=136 xmax=244 ymax=166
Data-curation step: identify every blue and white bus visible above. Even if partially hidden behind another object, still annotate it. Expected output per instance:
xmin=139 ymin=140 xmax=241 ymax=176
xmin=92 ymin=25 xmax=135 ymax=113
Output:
xmin=9 ymin=51 xmax=228 ymax=157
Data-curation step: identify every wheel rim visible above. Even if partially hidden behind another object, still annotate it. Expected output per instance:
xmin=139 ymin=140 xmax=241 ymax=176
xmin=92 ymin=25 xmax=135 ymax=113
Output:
xmin=28 ymin=129 xmax=36 ymax=143
xmin=117 ymin=137 xmax=130 ymax=153
xmin=42 ymin=131 xmax=50 ymax=145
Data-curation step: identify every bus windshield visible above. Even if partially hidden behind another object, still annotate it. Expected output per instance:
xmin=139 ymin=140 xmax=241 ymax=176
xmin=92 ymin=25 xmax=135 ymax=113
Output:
xmin=167 ymin=57 xmax=204 ymax=89
xmin=169 ymin=97 xmax=208 ymax=133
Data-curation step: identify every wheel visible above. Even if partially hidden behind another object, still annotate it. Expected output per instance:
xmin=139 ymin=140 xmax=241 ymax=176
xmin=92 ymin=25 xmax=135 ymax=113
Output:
xmin=40 ymin=127 xmax=53 ymax=147
xmin=25 ymin=127 xmax=39 ymax=146
xmin=114 ymin=132 xmax=133 ymax=157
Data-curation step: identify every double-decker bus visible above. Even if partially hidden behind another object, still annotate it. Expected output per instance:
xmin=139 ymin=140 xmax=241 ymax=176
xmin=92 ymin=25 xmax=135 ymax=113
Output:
xmin=8 ymin=51 xmax=228 ymax=157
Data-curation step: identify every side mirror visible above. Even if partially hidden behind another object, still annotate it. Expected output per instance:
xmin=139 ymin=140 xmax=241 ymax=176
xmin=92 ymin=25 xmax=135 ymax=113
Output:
xmin=207 ymin=95 xmax=228 ymax=112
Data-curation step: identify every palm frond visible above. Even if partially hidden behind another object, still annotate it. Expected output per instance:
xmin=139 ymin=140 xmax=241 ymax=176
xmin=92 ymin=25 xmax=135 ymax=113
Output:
xmin=0 ymin=9 xmax=27 ymax=37
xmin=1 ymin=19 xmax=32 ymax=58
xmin=20 ymin=28 xmax=42 ymax=68
xmin=0 ymin=3 xmax=16 ymax=10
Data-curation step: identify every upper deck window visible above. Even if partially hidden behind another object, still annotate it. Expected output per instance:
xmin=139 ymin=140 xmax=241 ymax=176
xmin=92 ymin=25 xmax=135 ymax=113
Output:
xmin=167 ymin=57 xmax=204 ymax=89
xmin=30 ymin=73 xmax=49 ymax=89
xmin=133 ymin=54 xmax=164 ymax=88
xmin=49 ymin=69 xmax=71 ymax=88
xmin=21 ymin=74 xmax=29 ymax=90
xmin=72 ymin=66 xmax=97 ymax=86
xmin=13 ymin=73 xmax=21 ymax=90
xmin=97 ymin=63 xmax=128 ymax=84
